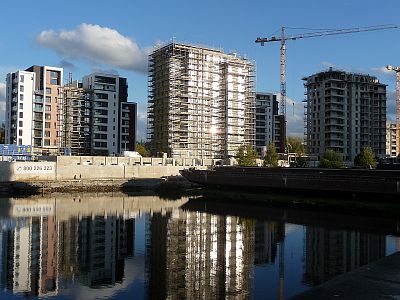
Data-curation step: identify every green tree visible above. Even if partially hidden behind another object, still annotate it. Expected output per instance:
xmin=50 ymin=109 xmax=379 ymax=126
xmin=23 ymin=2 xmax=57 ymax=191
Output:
xmin=264 ymin=143 xmax=279 ymax=167
xmin=287 ymin=136 xmax=305 ymax=154
xmin=236 ymin=144 xmax=258 ymax=166
xmin=319 ymin=149 xmax=344 ymax=168
xmin=354 ymin=147 xmax=377 ymax=168
xmin=136 ymin=142 xmax=150 ymax=157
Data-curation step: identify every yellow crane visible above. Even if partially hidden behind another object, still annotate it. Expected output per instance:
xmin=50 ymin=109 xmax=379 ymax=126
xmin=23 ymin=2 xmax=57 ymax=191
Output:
xmin=386 ymin=65 xmax=400 ymax=156
xmin=255 ymin=24 xmax=398 ymax=152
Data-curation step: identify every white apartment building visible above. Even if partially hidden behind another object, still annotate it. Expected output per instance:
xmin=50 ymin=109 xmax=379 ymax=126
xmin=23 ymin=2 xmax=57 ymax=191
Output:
xmin=5 ymin=66 xmax=63 ymax=151
xmin=386 ymin=123 xmax=398 ymax=157
xmin=148 ymin=42 xmax=255 ymax=159
xmin=82 ymin=74 xmax=128 ymax=155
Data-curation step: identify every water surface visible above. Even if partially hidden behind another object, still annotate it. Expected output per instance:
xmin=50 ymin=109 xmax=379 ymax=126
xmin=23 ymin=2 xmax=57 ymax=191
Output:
xmin=0 ymin=194 xmax=397 ymax=299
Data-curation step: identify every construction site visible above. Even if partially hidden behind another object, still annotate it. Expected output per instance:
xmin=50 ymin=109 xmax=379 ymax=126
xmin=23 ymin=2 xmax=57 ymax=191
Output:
xmin=62 ymin=78 xmax=92 ymax=155
xmin=148 ymin=42 xmax=256 ymax=159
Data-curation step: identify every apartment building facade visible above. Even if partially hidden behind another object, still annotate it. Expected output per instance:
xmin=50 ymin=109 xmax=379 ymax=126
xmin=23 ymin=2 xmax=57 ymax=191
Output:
xmin=148 ymin=42 xmax=256 ymax=159
xmin=303 ymin=68 xmax=386 ymax=162
xmin=5 ymin=68 xmax=136 ymax=156
xmin=5 ymin=66 xmax=63 ymax=151
xmin=386 ymin=123 xmax=399 ymax=157
xmin=255 ymin=92 xmax=280 ymax=156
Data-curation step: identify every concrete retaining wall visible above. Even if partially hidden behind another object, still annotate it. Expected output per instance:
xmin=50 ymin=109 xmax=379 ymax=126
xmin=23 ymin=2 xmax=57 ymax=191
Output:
xmin=0 ymin=156 xmax=210 ymax=182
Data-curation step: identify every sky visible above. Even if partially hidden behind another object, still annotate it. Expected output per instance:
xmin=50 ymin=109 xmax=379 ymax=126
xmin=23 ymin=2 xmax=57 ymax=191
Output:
xmin=0 ymin=0 xmax=399 ymax=140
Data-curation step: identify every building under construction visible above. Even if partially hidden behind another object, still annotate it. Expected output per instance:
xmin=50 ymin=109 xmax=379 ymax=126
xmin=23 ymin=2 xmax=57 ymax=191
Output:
xmin=148 ymin=42 xmax=256 ymax=159
xmin=62 ymin=80 xmax=92 ymax=155
xmin=303 ymin=68 xmax=387 ymax=162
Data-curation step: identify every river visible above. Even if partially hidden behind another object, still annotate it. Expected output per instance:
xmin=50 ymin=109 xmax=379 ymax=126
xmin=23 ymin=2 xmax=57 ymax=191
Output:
xmin=0 ymin=193 xmax=398 ymax=299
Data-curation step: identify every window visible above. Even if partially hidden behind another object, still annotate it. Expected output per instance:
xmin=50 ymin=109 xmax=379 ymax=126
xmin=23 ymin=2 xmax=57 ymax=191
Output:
xmin=45 ymin=122 xmax=50 ymax=128
xmin=19 ymin=121 xmax=23 ymax=127
xmin=20 ymin=94 xmax=24 ymax=101
xmin=50 ymin=78 xmax=58 ymax=85
xmin=19 ymin=129 xmax=23 ymax=136
xmin=45 ymin=96 xmax=51 ymax=103
xmin=20 ymin=75 xmax=24 ymax=82
xmin=18 ymin=138 xmax=22 ymax=145
xmin=19 ymin=112 xmax=23 ymax=118
xmin=19 ymin=85 xmax=24 ymax=92
xmin=45 ymin=105 xmax=51 ymax=111
xmin=46 ymin=87 xmax=51 ymax=94
xmin=44 ymin=131 xmax=50 ymax=137
xmin=19 ymin=103 xmax=23 ymax=109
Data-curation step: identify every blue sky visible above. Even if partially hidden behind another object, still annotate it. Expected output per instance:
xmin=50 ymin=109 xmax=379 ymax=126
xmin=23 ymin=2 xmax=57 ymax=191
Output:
xmin=1 ymin=0 xmax=399 ymax=139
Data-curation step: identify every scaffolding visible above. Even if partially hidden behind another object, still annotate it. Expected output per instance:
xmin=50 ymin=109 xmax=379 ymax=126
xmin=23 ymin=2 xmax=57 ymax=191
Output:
xmin=148 ymin=42 xmax=255 ymax=159
xmin=62 ymin=76 xmax=92 ymax=155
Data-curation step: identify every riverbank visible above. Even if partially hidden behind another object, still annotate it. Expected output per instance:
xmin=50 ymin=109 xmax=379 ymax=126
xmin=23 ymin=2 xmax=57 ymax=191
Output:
xmin=0 ymin=176 xmax=193 ymax=197
xmin=291 ymin=251 xmax=400 ymax=300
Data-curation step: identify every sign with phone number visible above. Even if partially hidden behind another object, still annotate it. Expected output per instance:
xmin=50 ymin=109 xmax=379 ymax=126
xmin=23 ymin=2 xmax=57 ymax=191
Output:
xmin=14 ymin=164 xmax=54 ymax=174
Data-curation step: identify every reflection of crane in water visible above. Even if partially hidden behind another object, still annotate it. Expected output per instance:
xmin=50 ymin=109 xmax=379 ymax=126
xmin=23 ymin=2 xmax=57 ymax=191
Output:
xmin=277 ymin=218 xmax=286 ymax=300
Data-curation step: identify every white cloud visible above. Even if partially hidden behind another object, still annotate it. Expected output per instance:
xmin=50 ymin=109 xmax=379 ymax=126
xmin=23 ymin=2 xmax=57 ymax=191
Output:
xmin=0 ymin=83 xmax=5 ymax=123
xmin=276 ymin=94 xmax=304 ymax=138
xmin=371 ymin=66 xmax=392 ymax=75
xmin=37 ymin=23 xmax=148 ymax=73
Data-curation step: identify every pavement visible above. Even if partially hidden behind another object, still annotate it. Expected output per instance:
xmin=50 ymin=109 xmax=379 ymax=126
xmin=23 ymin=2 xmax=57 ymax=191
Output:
xmin=291 ymin=251 xmax=400 ymax=300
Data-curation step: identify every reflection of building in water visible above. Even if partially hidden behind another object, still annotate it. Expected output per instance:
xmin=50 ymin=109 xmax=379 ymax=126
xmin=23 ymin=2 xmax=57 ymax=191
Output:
xmin=56 ymin=216 xmax=135 ymax=289
xmin=146 ymin=210 xmax=255 ymax=299
xmin=303 ymin=227 xmax=386 ymax=285
xmin=0 ymin=217 xmax=56 ymax=297
xmin=254 ymin=221 xmax=284 ymax=266
xmin=1 ymin=214 xmax=135 ymax=296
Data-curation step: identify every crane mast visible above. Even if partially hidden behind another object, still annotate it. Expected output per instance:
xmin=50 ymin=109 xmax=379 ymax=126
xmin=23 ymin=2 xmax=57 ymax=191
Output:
xmin=255 ymin=24 xmax=398 ymax=153
xmin=386 ymin=65 xmax=400 ymax=156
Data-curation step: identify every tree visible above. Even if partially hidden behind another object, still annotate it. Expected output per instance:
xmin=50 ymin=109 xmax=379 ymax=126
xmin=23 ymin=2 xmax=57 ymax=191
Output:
xmin=354 ymin=147 xmax=377 ymax=168
xmin=236 ymin=144 xmax=258 ymax=166
xmin=319 ymin=149 xmax=344 ymax=169
xmin=264 ymin=143 xmax=279 ymax=167
xmin=136 ymin=142 xmax=150 ymax=157
xmin=287 ymin=136 xmax=305 ymax=155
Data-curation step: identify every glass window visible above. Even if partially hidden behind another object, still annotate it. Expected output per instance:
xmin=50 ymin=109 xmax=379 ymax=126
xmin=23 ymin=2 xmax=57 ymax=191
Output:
xmin=20 ymin=94 xmax=24 ymax=101
xmin=20 ymin=85 xmax=24 ymax=92
xmin=45 ymin=96 xmax=51 ymax=103
xmin=19 ymin=129 xmax=23 ymax=136
xmin=19 ymin=112 xmax=23 ymax=118
xmin=46 ymin=87 xmax=51 ymax=94
xmin=20 ymin=75 xmax=24 ymax=82
xmin=19 ymin=121 xmax=23 ymax=127
xmin=45 ymin=105 xmax=51 ymax=111
xmin=19 ymin=103 xmax=23 ymax=109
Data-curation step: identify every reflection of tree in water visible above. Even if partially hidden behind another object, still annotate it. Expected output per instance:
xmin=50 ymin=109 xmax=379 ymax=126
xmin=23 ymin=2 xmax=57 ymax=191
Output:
xmin=303 ymin=227 xmax=386 ymax=286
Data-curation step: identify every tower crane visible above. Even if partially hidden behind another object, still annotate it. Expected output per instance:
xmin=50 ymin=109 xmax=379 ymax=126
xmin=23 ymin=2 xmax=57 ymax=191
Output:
xmin=386 ymin=65 xmax=400 ymax=156
xmin=255 ymin=24 xmax=398 ymax=152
